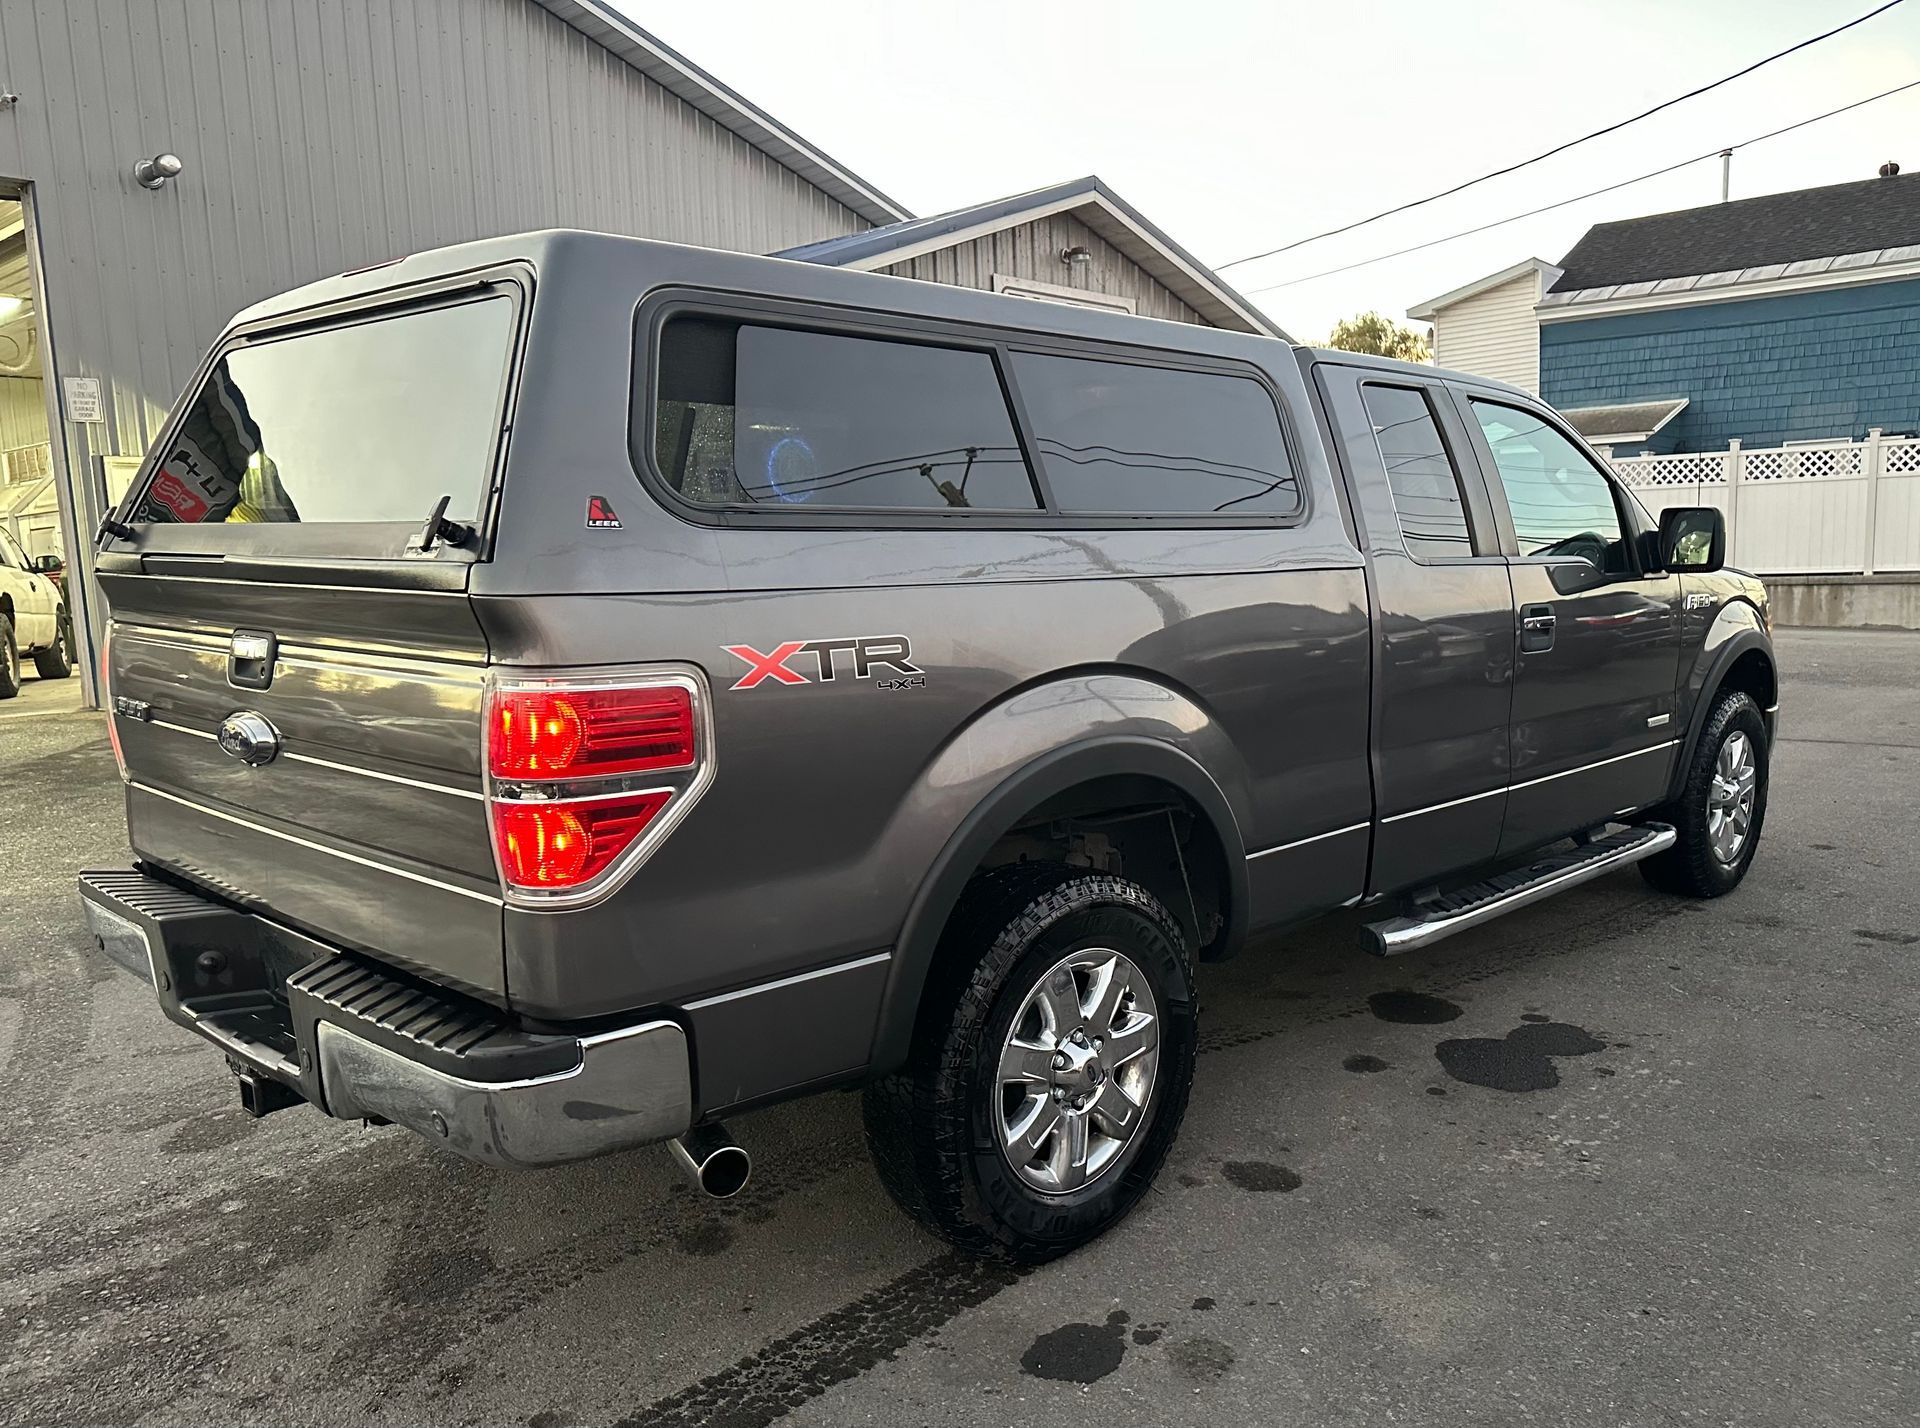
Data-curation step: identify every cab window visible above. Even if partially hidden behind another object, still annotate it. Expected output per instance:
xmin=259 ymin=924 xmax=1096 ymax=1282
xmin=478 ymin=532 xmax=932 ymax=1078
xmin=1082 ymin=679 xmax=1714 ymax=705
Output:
xmin=1471 ymin=401 xmax=1631 ymax=574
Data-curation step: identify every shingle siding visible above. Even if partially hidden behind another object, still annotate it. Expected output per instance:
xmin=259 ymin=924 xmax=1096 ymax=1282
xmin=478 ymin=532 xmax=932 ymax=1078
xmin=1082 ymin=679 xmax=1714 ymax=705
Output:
xmin=1540 ymin=277 xmax=1920 ymax=452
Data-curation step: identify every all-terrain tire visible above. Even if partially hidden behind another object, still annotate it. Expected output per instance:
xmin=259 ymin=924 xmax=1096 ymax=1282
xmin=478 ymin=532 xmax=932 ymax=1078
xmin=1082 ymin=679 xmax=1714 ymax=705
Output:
xmin=863 ymin=862 xmax=1197 ymax=1263
xmin=1640 ymin=689 xmax=1769 ymax=897
xmin=33 ymin=611 xmax=73 ymax=679
xmin=0 ymin=615 xmax=19 ymax=699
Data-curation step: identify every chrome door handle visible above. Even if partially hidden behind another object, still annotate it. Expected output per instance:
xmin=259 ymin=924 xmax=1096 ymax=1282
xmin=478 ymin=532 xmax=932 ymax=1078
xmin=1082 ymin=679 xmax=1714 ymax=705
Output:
xmin=1520 ymin=604 xmax=1556 ymax=652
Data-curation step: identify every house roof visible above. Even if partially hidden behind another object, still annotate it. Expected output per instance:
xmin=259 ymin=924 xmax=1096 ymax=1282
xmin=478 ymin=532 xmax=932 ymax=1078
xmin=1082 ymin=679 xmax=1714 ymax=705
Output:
xmin=527 ymin=0 xmax=910 ymax=226
xmin=773 ymin=176 xmax=1290 ymax=339
xmin=1560 ymin=398 xmax=1690 ymax=445
xmin=1551 ymin=172 xmax=1920 ymax=292
xmin=1407 ymin=257 xmax=1561 ymax=320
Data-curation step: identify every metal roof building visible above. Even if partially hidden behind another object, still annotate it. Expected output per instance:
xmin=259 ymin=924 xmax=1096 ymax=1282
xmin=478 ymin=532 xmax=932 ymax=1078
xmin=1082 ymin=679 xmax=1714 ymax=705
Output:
xmin=0 ymin=1 xmax=1270 ymax=703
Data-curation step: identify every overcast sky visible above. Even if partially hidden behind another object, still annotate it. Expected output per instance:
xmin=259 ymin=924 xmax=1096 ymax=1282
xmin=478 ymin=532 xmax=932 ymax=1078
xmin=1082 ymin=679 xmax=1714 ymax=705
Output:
xmin=621 ymin=0 xmax=1920 ymax=340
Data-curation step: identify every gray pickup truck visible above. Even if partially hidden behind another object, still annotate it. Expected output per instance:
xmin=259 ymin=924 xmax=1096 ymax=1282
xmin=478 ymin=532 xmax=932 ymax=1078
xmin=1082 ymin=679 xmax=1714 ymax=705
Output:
xmin=80 ymin=231 xmax=1774 ymax=1261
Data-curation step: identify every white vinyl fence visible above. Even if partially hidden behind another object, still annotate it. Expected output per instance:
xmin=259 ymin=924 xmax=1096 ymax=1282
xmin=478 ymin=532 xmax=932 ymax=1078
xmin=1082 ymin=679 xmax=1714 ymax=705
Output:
xmin=1608 ymin=430 xmax=1920 ymax=576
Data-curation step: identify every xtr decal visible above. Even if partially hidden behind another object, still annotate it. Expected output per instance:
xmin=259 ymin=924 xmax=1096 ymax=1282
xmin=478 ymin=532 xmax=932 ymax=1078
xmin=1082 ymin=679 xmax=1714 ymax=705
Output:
xmin=723 ymin=636 xmax=921 ymax=691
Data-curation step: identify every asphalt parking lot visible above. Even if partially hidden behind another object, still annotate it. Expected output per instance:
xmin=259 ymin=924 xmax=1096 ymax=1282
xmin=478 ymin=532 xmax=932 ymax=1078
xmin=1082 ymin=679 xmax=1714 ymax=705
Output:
xmin=3 ymin=627 xmax=1916 ymax=1427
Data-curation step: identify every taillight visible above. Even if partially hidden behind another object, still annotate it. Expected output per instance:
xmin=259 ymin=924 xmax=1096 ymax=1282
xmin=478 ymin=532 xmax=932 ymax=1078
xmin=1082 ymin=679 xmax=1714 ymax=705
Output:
xmin=101 ymin=624 xmax=129 ymax=782
xmin=483 ymin=670 xmax=711 ymax=907
xmin=491 ymin=793 xmax=671 ymax=887
xmin=489 ymin=685 xmax=694 ymax=779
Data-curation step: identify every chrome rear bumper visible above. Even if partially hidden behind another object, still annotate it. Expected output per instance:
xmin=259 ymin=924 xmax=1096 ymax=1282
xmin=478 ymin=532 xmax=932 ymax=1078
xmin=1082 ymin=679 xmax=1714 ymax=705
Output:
xmin=79 ymin=867 xmax=693 ymax=1169
xmin=315 ymin=1017 xmax=691 ymax=1168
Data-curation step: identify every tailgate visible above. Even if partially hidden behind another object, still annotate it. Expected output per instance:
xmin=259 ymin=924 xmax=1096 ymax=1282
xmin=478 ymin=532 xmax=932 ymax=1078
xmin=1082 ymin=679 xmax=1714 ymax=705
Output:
xmin=105 ymin=575 xmax=503 ymax=999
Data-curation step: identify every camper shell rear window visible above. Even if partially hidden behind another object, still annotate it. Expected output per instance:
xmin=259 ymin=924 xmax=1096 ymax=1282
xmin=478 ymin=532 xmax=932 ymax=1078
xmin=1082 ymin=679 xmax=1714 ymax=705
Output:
xmin=125 ymin=287 xmax=519 ymax=550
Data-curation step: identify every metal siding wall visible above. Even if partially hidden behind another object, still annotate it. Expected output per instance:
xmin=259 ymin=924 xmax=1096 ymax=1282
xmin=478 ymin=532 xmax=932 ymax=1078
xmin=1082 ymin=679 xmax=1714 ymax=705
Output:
xmin=0 ymin=0 xmax=869 ymax=692
xmin=880 ymin=213 xmax=1209 ymax=326
xmin=0 ymin=0 xmax=868 ymax=499
xmin=0 ymin=378 xmax=46 ymax=450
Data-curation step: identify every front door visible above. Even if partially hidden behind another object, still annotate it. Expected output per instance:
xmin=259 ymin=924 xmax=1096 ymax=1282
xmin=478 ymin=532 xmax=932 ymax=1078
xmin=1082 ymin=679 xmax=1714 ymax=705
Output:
xmin=1454 ymin=391 xmax=1681 ymax=857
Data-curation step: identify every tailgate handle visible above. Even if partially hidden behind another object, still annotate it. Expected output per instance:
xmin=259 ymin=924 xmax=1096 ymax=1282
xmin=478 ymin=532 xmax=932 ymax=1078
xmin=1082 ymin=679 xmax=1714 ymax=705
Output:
xmin=228 ymin=629 xmax=278 ymax=690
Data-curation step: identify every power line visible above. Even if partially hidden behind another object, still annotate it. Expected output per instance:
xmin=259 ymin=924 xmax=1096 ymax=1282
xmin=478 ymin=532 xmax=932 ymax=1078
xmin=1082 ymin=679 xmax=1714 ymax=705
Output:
xmin=1215 ymin=0 xmax=1906 ymax=272
xmin=1243 ymin=78 xmax=1920 ymax=296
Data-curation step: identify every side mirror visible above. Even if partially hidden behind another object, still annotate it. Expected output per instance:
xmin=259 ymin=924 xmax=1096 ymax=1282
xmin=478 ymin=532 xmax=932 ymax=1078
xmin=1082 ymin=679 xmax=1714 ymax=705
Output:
xmin=29 ymin=554 xmax=63 ymax=574
xmin=1657 ymin=506 xmax=1725 ymax=573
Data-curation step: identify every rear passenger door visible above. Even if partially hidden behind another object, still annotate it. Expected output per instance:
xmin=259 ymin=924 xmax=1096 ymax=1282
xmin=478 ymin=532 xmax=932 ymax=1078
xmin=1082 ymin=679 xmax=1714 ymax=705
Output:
xmin=1313 ymin=363 xmax=1513 ymax=895
xmin=1453 ymin=391 xmax=1681 ymax=856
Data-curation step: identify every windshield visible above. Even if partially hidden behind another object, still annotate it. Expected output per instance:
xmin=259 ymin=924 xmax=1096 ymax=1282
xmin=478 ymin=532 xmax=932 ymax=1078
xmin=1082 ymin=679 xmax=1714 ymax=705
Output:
xmin=132 ymin=295 xmax=515 ymax=528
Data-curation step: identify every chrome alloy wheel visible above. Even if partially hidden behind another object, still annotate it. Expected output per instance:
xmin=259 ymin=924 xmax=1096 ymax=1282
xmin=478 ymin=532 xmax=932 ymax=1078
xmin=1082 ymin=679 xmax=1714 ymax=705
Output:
xmin=1709 ymin=730 xmax=1758 ymax=865
xmin=996 ymin=947 xmax=1160 ymax=1194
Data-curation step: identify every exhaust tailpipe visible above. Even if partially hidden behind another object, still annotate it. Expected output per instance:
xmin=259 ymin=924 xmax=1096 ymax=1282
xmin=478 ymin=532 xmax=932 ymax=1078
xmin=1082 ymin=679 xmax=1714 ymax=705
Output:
xmin=670 ymin=1123 xmax=751 ymax=1199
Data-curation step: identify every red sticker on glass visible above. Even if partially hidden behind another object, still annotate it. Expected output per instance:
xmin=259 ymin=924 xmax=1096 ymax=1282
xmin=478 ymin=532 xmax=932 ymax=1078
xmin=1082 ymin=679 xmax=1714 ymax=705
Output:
xmin=150 ymin=469 xmax=210 ymax=522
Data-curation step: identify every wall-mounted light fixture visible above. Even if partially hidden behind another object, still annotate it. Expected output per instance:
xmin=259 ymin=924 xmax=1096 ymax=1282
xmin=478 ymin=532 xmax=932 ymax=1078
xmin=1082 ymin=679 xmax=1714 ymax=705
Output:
xmin=132 ymin=153 xmax=183 ymax=190
xmin=1060 ymin=245 xmax=1094 ymax=267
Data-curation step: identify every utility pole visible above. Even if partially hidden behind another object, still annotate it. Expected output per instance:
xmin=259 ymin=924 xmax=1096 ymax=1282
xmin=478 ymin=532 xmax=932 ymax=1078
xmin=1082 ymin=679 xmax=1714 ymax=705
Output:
xmin=1720 ymin=149 xmax=1733 ymax=202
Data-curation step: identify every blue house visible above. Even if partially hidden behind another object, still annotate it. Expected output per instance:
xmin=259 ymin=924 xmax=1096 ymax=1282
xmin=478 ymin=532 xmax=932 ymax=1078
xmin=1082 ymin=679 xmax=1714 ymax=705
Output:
xmin=1543 ymin=169 xmax=1920 ymax=455
xmin=1415 ymin=168 xmax=1920 ymax=456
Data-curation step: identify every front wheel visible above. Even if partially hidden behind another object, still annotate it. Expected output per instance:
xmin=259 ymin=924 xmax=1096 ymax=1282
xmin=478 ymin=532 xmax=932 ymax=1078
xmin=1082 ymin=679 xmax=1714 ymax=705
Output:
xmin=863 ymin=864 xmax=1197 ymax=1263
xmin=33 ymin=611 xmax=73 ymax=679
xmin=1641 ymin=689 xmax=1769 ymax=897
xmin=0 ymin=616 xmax=19 ymax=700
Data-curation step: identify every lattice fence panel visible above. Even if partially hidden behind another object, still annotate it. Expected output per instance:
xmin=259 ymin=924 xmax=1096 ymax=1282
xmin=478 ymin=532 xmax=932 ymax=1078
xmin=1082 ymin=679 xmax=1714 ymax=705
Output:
xmin=1880 ymin=438 xmax=1920 ymax=476
xmin=1610 ymin=453 xmax=1727 ymax=487
xmin=1743 ymin=445 xmax=1866 ymax=482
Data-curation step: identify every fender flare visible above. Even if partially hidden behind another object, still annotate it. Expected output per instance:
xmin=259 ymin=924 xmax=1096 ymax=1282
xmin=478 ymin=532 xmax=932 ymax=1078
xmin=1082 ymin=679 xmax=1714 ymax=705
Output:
xmin=868 ymin=735 xmax=1248 ymax=1074
xmin=1667 ymin=619 xmax=1773 ymax=803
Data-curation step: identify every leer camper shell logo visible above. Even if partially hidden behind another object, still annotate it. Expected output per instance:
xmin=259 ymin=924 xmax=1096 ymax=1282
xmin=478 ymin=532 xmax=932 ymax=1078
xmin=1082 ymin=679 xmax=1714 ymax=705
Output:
xmin=586 ymin=495 xmax=622 ymax=528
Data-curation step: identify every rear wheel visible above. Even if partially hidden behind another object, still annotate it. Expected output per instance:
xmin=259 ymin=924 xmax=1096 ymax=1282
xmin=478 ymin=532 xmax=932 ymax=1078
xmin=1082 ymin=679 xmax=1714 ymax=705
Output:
xmin=863 ymin=863 xmax=1197 ymax=1263
xmin=33 ymin=611 xmax=73 ymax=679
xmin=0 ymin=616 xmax=19 ymax=699
xmin=1641 ymin=689 xmax=1768 ymax=897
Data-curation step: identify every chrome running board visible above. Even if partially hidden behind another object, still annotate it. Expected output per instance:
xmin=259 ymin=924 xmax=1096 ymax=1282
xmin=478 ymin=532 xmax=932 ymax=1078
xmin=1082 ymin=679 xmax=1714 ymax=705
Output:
xmin=1364 ymin=824 xmax=1676 ymax=955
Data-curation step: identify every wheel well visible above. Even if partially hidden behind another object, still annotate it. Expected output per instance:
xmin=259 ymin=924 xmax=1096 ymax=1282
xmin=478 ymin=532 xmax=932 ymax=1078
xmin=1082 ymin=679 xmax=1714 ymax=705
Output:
xmin=974 ymin=773 xmax=1231 ymax=959
xmin=0 ymin=593 xmax=11 ymax=622
xmin=1720 ymin=648 xmax=1776 ymax=711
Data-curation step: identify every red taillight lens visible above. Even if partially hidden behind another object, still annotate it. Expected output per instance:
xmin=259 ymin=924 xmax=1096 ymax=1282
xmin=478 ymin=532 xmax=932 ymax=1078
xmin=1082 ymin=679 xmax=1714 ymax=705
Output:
xmin=491 ymin=792 xmax=671 ymax=888
xmin=489 ymin=686 xmax=694 ymax=780
xmin=483 ymin=672 xmax=707 ymax=904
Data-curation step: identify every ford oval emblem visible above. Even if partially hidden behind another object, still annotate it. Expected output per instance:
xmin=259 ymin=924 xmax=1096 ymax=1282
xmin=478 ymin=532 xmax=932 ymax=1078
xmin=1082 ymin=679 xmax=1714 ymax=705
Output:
xmin=217 ymin=711 xmax=281 ymax=767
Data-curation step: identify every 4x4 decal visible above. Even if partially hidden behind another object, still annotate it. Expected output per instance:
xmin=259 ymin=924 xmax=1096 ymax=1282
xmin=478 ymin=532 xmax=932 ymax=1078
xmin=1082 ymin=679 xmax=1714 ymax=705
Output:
xmin=723 ymin=636 xmax=921 ymax=690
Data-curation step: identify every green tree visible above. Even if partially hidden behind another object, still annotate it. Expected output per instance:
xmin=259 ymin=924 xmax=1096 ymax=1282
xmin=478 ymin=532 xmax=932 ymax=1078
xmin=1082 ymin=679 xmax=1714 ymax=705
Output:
xmin=1324 ymin=311 xmax=1432 ymax=363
